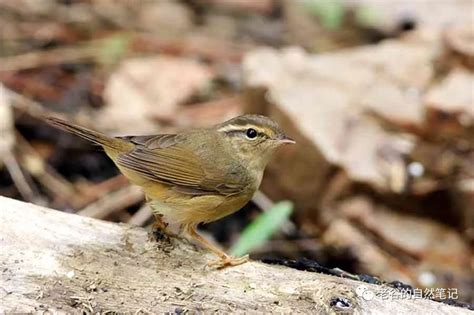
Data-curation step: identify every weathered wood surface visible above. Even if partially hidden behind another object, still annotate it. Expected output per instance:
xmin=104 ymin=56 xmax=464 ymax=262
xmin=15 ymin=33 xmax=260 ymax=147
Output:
xmin=0 ymin=196 xmax=469 ymax=314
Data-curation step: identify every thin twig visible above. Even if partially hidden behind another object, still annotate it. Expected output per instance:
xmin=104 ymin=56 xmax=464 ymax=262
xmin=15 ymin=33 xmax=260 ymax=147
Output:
xmin=78 ymin=175 xmax=130 ymax=198
xmin=251 ymin=190 xmax=274 ymax=211
xmin=127 ymin=204 xmax=153 ymax=226
xmin=252 ymin=190 xmax=297 ymax=235
xmin=77 ymin=185 xmax=144 ymax=219
xmin=15 ymin=132 xmax=82 ymax=205
xmin=0 ymin=46 xmax=97 ymax=72
xmin=6 ymin=88 xmax=54 ymax=119
xmin=3 ymin=150 xmax=44 ymax=205
xmin=0 ymin=84 xmax=44 ymax=203
xmin=74 ymin=175 xmax=132 ymax=209
xmin=0 ymin=83 xmax=15 ymax=162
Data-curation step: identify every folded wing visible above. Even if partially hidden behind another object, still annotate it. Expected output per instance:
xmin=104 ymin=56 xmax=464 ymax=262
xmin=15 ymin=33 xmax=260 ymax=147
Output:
xmin=116 ymin=134 xmax=247 ymax=196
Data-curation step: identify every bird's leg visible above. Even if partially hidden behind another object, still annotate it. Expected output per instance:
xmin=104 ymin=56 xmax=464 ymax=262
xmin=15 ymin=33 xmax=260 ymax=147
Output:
xmin=151 ymin=213 xmax=173 ymax=242
xmin=185 ymin=224 xmax=249 ymax=268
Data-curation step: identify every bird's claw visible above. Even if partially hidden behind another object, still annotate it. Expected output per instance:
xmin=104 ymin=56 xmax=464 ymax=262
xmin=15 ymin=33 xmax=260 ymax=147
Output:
xmin=207 ymin=254 xmax=249 ymax=269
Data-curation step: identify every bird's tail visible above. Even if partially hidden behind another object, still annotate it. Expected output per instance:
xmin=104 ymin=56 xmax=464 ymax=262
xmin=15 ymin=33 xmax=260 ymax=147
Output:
xmin=45 ymin=117 xmax=132 ymax=152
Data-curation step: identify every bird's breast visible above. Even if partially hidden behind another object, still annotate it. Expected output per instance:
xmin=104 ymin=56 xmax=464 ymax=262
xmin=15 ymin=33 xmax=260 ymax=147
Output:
xmin=149 ymin=189 xmax=255 ymax=225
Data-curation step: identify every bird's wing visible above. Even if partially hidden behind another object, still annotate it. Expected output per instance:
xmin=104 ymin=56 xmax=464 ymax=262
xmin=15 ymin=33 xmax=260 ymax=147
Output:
xmin=116 ymin=134 xmax=248 ymax=195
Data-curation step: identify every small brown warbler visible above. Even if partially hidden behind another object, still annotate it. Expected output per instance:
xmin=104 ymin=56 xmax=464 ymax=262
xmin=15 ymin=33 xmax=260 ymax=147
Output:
xmin=47 ymin=114 xmax=295 ymax=268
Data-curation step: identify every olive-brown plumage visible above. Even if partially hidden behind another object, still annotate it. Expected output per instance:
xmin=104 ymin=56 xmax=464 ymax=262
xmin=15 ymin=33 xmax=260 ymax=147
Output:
xmin=46 ymin=114 xmax=294 ymax=268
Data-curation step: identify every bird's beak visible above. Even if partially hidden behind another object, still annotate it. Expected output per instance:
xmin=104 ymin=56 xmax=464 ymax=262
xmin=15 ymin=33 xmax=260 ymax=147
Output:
xmin=278 ymin=134 xmax=296 ymax=144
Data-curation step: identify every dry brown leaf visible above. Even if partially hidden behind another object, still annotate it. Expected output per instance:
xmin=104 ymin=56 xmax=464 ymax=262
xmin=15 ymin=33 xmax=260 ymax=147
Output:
xmin=336 ymin=197 xmax=472 ymax=298
xmin=177 ymin=95 xmax=244 ymax=128
xmin=137 ymin=0 xmax=193 ymax=35
xmin=243 ymin=40 xmax=437 ymax=190
xmin=98 ymin=56 xmax=214 ymax=133
xmin=322 ymin=218 xmax=413 ymax=283
xmin=343 ymin=0 xmax=473 ymax=33
xmin=339 ymin=197 xmax=470 ymax=265
xmin=424 ymin=68 xmax=474 ymax=134
xmin=0 ymin=84 xmax=15 ymax=163
xmin=444 ymin=24 xmax=474 ymax=59
xmin=361 ymin=80 xmax=424 ymax=128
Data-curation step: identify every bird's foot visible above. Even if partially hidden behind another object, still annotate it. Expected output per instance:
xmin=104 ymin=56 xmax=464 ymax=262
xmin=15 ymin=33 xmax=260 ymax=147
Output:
xmin=148 ymin=227 xmax=176 ymax=253
xmin=149 ymin=214 xmax=175 ymax=243
xmin=149 ymin=227 xmax=172 ymax=243
xmin=207 ymin=254 xmax=249 ymax=269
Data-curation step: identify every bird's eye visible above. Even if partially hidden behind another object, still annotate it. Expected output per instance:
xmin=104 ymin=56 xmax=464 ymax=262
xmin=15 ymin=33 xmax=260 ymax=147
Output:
xmin=246 ymin=128 xmax=258 ymax=139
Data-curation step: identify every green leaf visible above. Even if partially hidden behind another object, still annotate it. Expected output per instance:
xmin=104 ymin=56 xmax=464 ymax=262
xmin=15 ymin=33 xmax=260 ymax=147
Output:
xmin=230 ymin=201 xmax=293 ymax=257
xmin=354 ymin=6 xmax=379 ymax=28
xmin=96 ymin=33 xmax=131 ymax=66
xmin=304 ymin=0 xmax=345 ymax=29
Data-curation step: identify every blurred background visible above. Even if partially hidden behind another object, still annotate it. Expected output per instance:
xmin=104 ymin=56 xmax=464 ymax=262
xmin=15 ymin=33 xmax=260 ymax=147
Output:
xmin=0 ymin=0 xmax=472 ymax=304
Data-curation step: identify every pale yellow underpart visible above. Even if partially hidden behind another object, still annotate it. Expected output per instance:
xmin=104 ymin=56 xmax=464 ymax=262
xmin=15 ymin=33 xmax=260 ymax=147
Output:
xmin=106 ymin=148 xmax=253 ymax=225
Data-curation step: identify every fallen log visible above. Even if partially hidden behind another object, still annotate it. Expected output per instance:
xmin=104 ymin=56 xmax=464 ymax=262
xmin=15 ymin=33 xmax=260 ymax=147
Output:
xmin=0 ymin=196 xmax=469 ymax=313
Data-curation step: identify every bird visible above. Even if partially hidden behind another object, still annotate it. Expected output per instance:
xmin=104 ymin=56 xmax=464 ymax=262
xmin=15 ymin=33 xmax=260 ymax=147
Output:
xmin=46 ymin=114 xmax=295 ymax=268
